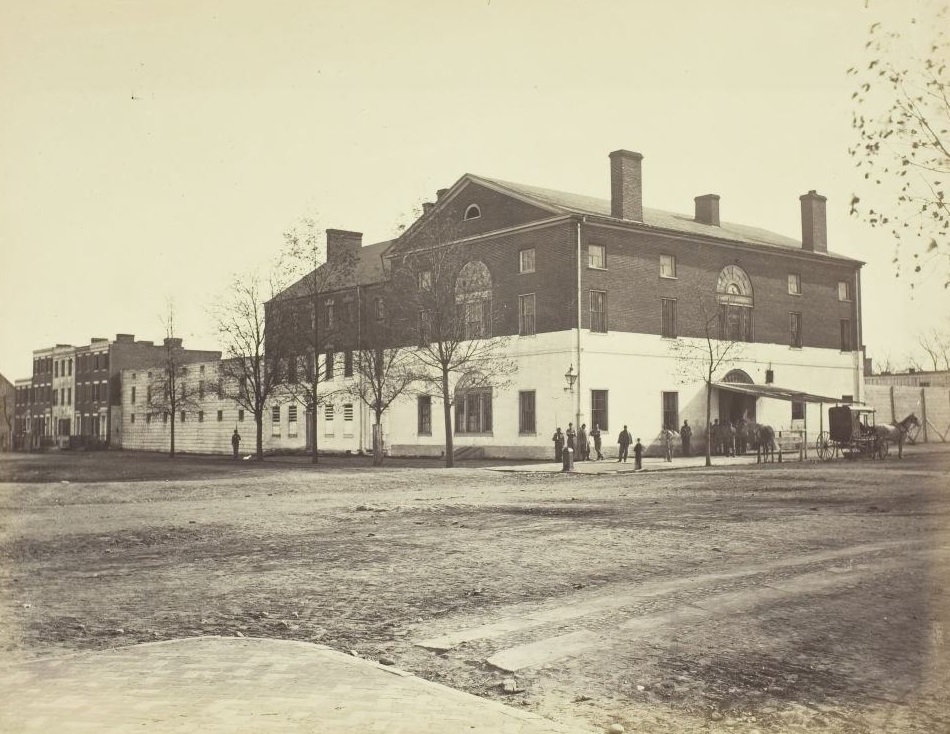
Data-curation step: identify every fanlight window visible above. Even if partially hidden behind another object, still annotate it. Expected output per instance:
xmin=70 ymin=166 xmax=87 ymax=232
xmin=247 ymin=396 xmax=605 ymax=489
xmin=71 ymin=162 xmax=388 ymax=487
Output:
xmin=464 ymin=204 xmax=481 ymax=220
xmin=716 ymin=265 xmax=754 ymax=342
xmin=455 ymin=260 xmax=492 ymax=339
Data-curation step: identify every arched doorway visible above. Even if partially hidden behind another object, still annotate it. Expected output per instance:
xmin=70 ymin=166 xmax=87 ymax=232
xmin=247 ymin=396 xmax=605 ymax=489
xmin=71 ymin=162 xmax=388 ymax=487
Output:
xmin=719 ymin=369 xmax=757 ymax=425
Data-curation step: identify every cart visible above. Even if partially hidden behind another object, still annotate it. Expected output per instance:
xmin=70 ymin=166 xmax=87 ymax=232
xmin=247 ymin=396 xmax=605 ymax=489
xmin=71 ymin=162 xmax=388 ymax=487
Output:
xmin=815 ymin=405 xmax=886 ymax=460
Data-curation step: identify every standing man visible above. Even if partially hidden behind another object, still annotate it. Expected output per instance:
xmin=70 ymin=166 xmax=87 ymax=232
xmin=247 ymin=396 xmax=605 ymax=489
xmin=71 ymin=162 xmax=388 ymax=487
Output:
xmin=566 ymin=423 xmax=576 ymax=453
xmin=634 ymin=437 xmax=644 ymax=470
xmin=577 ymin=424 xmax=588 ymax=461
xmin=617 ymin=425 xmax=632 ymax=463
xmin=680 ymin=420 xmax=692 ymax=457
xmin=552 ymin=427 xmax=564 ymax=462
xmin=711 ymin=419 xmax=721 ymax=455
xmin=231 ymin=428 xmax=241 ymax=459
xmin=663 ymin=427 xmax=674 ymax=462
xmin=591 ymin=424 xmax=604 ymax=460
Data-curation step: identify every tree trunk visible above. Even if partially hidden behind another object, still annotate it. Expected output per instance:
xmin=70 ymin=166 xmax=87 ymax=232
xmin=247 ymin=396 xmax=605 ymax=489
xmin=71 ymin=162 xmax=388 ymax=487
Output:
xmin=704 ymin=379 xmax=712 ymax=467
xmin=310 ymin=379 xmax=319 ymax=464
xmin=170 ymin=412 xmax=176 ymax=459
xmin=255 ymin=410 xmax=264 ymax=461
xmin=442 ymin=366 xmax=454 ymax=468
xmin=373 ymin=410 xmax=384 ymax=466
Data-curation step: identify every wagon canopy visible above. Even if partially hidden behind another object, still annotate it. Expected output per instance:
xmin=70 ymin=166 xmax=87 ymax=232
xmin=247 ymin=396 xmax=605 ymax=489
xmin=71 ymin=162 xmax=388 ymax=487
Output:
xmin=713 ymin=382 xmax=844 ymax=404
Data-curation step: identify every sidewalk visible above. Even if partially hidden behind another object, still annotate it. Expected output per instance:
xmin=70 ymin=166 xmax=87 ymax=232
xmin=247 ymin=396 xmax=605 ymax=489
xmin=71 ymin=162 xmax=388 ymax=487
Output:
xmin=491 ymin=451 xmax=772 ymax=474
xmin=0 ymin=637 xmax=587 ymax=733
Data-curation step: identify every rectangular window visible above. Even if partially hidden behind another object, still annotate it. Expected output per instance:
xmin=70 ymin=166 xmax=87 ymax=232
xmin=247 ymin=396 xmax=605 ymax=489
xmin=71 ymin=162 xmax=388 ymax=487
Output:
xmin=272 ymin=405 xmax=281 ymax=437
xmin=661 ymin=298 xmax=677 ymax=338
xmin=238 ymin=409 xmax=244 ymax=422
xmin=198 ymin=382 xmax=204 ymax=399
xmin=180 ymin=411 xmax=186 ymax=423
xmin=840 ymin=319 xmax=852 ymax=352
xmin=131 ymin=386 xmax=136 ymax=404
xmin=461 ymin=299 xmax=491 ymax=340
xmin=67 ymin=387 xmax=71 ymax=405
xmin=344 ymin=350 xmax=353 ymax=378
xmin=146 ymin=414 xmax=151 ymax=425
xmin=591 ymin=390 xmax=608 ymax=432
xmin=343 ymin=403 xmax=354 ymax=437
xmin=790 ymin=312 xmax=803 ymax=348
xmin=662 ymin=392 xmax=679 ymax=431
xmin=163 ymin=413 xmax=168 ymax=424
xmin=418 ymin=270 xmax=432 ymax=290
xmin=518 ymin=294 xmax=536 ymax=336
xmin=324 ymin=404 xmax=334 ymax=436
xmin=325 ymin=351 xmax=335 ymax=380
xmin=374 ymin=298 xmax=385 ymax=321
xmin=419 ymin=310 xmax=431 ymax=344
xmin=588 ymin=243 xmax=606 ymax=269
xmin=132 ymin=413 xmax=137 ymax=424
xmin=660 ymin=254 xmax=676 ymax=278
xmin=417 ymin=396 xmax=432 ymax=435
xmin=198 ymin=411 xmax=204 ymax=422
xmin=590 ymin=290 xmax=607 ymax=333
xmin=788 ymin=273 xmax=802 ymax=295
xmin=217 ymin=410 xmax=223 ymax=422
xmin=837 ymin=280 xmax=852 ymax=301
xmin=325 ymin=299 xmax=335 ymax=329
xmin=518 ymin=391 xmax=536 ymax=434
xmin=792 ymin=401 xmax=805 ymax=421
xmin=519 ymin=248 xmax=536 ymax=273
xmin=68 ymin=359 xmax=72 ymax=376
xmin=288 ymin=405 xmax=298 ymax=438
xmin=54 ymin=361 xmax=59 ymax=378
xmin=455 ymin=390 xmax=492 ymax=433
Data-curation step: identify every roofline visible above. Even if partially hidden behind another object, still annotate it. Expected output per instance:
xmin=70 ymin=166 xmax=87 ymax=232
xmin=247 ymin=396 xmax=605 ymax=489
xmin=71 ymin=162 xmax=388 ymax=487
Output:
xmin=581 ymin=215 xmax=864 ymax=267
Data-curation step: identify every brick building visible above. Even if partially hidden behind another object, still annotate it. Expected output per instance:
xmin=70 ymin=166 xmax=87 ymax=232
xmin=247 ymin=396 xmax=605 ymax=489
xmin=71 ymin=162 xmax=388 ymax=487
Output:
xmin=0 ymin=373 xmax=13 ymax=452
xmin=258 ymin=148 xmax=865 ymax=459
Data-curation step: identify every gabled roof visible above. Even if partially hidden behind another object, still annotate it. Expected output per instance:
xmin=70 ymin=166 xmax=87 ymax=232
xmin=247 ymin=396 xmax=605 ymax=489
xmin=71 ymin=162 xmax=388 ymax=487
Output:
xmin=275 ymin=240 xmax=394 ymax=301
xmin=470 ymin=175 xmax=860 ymax=262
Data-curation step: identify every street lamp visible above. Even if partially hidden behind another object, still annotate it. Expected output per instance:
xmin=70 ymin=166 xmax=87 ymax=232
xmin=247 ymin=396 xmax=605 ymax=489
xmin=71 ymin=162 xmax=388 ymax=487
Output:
xmin=564 ymin=364 xmax=578 ymax=393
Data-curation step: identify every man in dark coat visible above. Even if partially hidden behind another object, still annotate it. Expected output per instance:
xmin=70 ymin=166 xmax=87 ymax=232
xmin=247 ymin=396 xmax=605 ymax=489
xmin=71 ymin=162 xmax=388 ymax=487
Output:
xmin=552 ymin=427 xmax=564 ymax=462
xmin=566 ymin=423 xmax=576 ymax=452
xmin=231 ymin=429 xmax=241 ymax=459
xmin=617 ymin=425 xmax=632 ymax=463
xmin=680 ymin=420 xmax=692 ymax=457
xmin=634 ymin=437 xmax=644 ymax=470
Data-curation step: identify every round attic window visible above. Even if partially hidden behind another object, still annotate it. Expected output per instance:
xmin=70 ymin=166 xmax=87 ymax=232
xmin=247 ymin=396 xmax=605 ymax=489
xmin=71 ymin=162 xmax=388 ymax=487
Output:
xmin=464 ymin=204 xmax=481 ymax=220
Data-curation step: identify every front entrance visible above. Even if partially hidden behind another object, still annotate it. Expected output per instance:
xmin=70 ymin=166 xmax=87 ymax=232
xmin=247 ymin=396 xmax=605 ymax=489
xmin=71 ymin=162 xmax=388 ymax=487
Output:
xmin=719 ymin=369 xmax=757 ymax=425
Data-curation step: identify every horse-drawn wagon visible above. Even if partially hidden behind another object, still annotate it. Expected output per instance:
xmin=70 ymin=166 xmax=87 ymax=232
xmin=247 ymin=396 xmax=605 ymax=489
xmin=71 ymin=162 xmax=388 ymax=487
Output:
xmin=815 ymin=406 xmax=884 ymax=460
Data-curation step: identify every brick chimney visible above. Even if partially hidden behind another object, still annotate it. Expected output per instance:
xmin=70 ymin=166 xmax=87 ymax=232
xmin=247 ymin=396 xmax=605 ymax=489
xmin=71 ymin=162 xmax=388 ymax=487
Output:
xmin=694 ymin=194 xmax=720 ymax=226
xmin=800 ymin=190 xmax=827 ymax=253
xmin=326 ymin=229 xmax=363 ymax=263
xmin=422 ymin=202 xmax=435 ymax=215
xmin=436 ymin=188 xmax=449 ymax=200
xmin=609 ymin=150 xmax=644 ymax=222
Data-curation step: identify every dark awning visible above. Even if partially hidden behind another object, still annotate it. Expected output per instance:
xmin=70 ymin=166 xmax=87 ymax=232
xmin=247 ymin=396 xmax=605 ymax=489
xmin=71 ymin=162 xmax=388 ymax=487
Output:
xmin=714 ymin=382 xmax=844 ymax=404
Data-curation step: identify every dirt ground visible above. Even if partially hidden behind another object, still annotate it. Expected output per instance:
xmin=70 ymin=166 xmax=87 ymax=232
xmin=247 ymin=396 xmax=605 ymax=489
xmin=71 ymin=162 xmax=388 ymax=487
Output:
xmin=1 ymin=449 xmax=948 ymax=733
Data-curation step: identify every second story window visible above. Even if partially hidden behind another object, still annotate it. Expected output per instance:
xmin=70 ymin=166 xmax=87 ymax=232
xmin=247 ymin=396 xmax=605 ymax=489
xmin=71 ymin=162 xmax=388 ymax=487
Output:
xmin=374 ymin=297 xmax=385 ymax=321
xmin=519 ymin=248 xmax=536 ymax=273
xmin=518 ymin=294 xmax=536 ymax=336
xmin=661 ymin=298 xmax=677 ymax=338
xmin=838 ymin=280 xmax=852 ymax=301
xmin=590 ymin=290 xmax=607 ymax=333
xmin=588 ymin=244 xmax=606 ymax=269
xmin=788 ymin=273 xmax=802 ymax=295
xmin=790 ymin=312 xmax=803 ymax=348
xmin=418 ymin=270 xmax=432 ymax=290
xmin=324 ymin=299 xmax=335 ymax=329
xmin=660 ymin=254 xmax=676 ymax=279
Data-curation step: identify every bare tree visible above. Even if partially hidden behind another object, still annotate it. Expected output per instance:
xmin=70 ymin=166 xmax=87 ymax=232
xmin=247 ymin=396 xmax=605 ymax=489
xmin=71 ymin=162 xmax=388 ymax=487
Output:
xmin=214 ymin=273 xmax=289 ymax=461
xmin=393 ymin=240 xmax=516 ymax=468
xmin=145 ymin=303 xmax=203 ymax=458
xmin=916 ymin=325 xmax=950 ymax=370
xmin=668 ymin=296 xmax=746 ymax=467
xmin=848 ymin=4 xmax=950 ymax=287
xmin=278 ymin=219 xmax=358 ymax=463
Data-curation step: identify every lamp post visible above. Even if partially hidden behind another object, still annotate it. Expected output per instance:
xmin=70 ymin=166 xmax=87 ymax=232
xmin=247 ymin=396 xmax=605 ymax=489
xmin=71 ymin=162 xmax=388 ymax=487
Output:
xmin=564 ymin=364 xmax=577 ymax=393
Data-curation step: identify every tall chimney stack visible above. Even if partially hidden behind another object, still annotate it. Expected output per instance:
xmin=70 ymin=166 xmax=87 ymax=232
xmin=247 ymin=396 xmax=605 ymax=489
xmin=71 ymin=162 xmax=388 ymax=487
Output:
xmin=609 ymin=150 xmax=644 ymax=222
xmin=694 ymin=194 xmax=720 ymax=226
xmin=800 ymin=190 xmax=827 ymax=253
xmin=326 ymin=229 xmax=363 ymax=263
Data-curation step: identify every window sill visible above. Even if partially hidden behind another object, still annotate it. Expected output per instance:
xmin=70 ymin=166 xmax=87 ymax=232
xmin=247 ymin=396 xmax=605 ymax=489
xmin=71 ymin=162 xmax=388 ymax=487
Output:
xmin=454 ymin=432 xmax=494 ymax=437
xmin=660 ymin=274 xmax=677 ymax=280
xmin=418 ymin=432 xmax=432 ymax=437
xmin=661 ymin=335 xmax=678 ymax=340
xmin=518 ymin=332 xmax=537 ymax=338
xmin=587 ymin=265 xmax=607 ymax=271
xmin=589 ymin=330 xmax=608 ymax=335
xmin=788 ymin=292 xmax=802 ymax=296
xmin=789 ymin=346 xmax=803 ymax=351
xmin=519 ymin=432 xmax=538 ymax=437
xmin=519 ymin=269 xmax=535 ymax=275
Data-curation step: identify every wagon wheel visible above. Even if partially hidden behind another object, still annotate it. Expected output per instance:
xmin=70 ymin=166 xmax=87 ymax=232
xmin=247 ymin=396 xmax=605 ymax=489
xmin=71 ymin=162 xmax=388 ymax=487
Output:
xmin=877 ymin=439 xmax=890 ymax=459
xmin=815 ymin=432 xmax=835 ymax=461
xmin=905 ymin=421 xmax=921 ymax=445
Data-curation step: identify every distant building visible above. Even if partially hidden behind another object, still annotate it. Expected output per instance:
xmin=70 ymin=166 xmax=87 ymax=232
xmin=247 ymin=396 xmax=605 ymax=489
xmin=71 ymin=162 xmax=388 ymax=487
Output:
xmin=0 ymin=373 xmax=13 ymax=452
xmin=14 ymin=334 xmax=220 ymax=450
xmin=865 ymin=368 xmax=950 ymax=388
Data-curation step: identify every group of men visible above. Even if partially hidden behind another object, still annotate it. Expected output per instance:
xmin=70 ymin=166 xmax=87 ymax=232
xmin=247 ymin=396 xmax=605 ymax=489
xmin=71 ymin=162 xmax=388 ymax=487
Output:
xmin=708 ymin=418 xmax=747 ymax=457
xmin=553 ymin=423 xmax=647 ymax=468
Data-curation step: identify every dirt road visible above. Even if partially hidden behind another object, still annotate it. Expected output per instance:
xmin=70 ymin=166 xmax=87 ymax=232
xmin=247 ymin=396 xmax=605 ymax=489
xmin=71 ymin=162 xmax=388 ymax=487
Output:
xmin=1 ymin=451 xmax=948 ymax=732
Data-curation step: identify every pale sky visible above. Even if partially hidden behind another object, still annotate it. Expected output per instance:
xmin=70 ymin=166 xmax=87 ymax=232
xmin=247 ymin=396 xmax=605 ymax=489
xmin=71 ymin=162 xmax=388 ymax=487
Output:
xmin=1 ymin=0 xmax=946 ymax=380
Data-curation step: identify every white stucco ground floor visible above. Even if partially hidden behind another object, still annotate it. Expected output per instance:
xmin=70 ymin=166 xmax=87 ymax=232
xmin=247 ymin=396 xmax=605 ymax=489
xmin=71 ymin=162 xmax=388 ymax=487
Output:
xmin=115 ymin=331 xmax=863 ymax=460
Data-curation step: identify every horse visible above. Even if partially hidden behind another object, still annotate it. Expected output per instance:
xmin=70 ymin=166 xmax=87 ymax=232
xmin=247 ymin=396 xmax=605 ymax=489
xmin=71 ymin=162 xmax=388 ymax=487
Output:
xmin=746 ymin=421 xmax=776 ymax=463
xmin=872 ymin=413 xmax=920 ymax=459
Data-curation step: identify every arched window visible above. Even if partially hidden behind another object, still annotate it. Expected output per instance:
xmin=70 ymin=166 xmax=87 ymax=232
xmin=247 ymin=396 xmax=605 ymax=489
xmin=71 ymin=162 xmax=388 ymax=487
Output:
xmin=716 ymin=265 xmax=754 ymax=342
xmin=455 ymin=260 xmax=492 ymax=339
xmin=464 ymin=204 xmax=481 ymax=220
xmin=723 ymin=369 xmax=754 ymax=384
